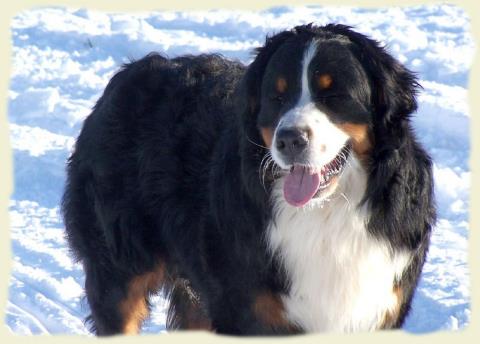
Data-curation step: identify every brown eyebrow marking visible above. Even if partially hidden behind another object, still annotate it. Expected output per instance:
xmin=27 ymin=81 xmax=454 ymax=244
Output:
xmin=316 ymin=73 xmax=333 ymax=89
xmin=276 ymin=77 xmax=288 ymax=93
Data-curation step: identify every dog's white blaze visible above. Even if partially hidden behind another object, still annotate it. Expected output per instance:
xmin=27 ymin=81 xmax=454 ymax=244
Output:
xmin=271 ymin=40 xmax=349 ymax=170
xmin=267 ymin=39 xmax=411 ymax=332
xmin=267 ymin=155 xmax=411 ymax=332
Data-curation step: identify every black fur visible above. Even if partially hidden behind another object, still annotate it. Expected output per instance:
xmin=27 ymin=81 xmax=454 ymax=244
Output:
xmin=62 ymin=24 xmax=435 ymax=335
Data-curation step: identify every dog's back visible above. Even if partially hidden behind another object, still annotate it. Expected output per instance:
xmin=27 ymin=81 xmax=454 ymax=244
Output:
xmin=62 ymin=53 xmax=244 ymax=334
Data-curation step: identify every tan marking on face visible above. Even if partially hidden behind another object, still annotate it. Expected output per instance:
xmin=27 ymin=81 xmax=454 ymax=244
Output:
xmin=317 ymin=73 xmax=333 ymax=89
xmin=379 ymin=285 xmax=403 ymax=329
xmin=260 ymin=127 xmax=274 ymax=148
xmin=276 ymin=76 xmax=288 ymax=94
xmin=119 ymin=264 xmax=166 ymax=334
xmin=337 ymin=123 xmax=372 ymax=158
xmin=253 ymin=292 xmax=291 ymax=329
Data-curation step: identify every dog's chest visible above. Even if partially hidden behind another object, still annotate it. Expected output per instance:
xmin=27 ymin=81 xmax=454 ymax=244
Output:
xmin=267 ymin=177 xmax=409 ymax=332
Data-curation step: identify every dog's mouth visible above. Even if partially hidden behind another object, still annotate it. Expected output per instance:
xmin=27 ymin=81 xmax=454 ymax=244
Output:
xmin=283 ymin=144 xmax=351 ymax=207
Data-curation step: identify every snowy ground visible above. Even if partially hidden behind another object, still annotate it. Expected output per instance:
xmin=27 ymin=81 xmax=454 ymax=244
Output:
xmin=5 ymin=5 xmax=474 ymax=335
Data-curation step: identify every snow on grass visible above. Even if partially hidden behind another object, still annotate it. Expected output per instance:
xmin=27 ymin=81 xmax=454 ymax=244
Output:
xmin=7 ymin=200 xmax=89 ymax=335
xmin=6 ymin=4 xmax=473 ymax=335
xmin=404 ymin=218 xmax=470 ymax=333
xmin=419 ymin=81 xmax=469 ymax=117
xmin=8 ymin=84 xmax=94 ymax=134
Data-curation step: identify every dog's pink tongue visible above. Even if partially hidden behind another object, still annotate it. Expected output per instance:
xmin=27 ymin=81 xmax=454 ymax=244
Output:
xmin=283 ymin=166 xmax=320 ymax=207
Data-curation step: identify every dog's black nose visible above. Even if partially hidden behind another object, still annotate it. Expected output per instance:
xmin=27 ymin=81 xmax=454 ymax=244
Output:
xmin=276 ymin=127 xmax=309 ymax=159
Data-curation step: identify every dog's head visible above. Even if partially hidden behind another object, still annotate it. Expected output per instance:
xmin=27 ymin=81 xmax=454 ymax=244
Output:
xmin=239 ymin=24 xmax=419 ymax=207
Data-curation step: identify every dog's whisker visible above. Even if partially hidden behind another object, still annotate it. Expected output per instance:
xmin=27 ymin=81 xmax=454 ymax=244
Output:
xmin=269 ymin=158 xmax=277 ymax=178
xmin=259 ymin=153 xmax=271 ymax=171
xmin=264 ymin=157 xmax=275 ymax=182
xmin=340 ymin=192 xmax=351 ymax=208
xmin=259 ymin=152 xmax=277 ymax=191
xmin=246 ymin=135 xmax=269 ymax=150
xmin=259 ymin=158 xmax=269 ymax=190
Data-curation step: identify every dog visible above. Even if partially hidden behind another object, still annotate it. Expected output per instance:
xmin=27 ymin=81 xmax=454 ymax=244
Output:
xmin=62 ymin=24 xmax=435 ymax=335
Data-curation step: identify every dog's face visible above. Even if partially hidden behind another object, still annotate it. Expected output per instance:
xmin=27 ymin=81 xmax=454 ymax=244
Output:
xmin=255 ymin=34 xmax=373 ymax=206
xmin=241 ymin=25 xmax=418 ymax=207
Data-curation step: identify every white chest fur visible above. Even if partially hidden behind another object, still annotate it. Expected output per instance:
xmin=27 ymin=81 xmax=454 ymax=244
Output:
xmin=267 ymin=156 xmax=411 ymax=332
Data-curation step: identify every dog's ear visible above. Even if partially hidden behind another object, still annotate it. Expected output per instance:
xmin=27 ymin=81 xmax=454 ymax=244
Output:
xmin=324 ymin=24 xmax=420 ymax=150
xmin=325 ymin=26 xmax=434 ymax=248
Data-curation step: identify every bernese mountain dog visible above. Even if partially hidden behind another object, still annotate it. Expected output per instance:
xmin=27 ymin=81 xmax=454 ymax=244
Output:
xmin=62 ymin=24 xmax=436 ymax=335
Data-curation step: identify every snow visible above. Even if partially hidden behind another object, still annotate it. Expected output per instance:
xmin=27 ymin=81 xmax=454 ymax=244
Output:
xmin=9 ymin=124 xmax=74 ymax=157
xmin=6 ymin=4 xmax=473 ymax=335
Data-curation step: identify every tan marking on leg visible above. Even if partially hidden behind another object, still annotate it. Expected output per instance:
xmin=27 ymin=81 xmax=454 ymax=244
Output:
xmin=260 ymin=127 xmax=274 ymax=148
xmin=337 ymin=123 xmax=372 ymax=158
xmin=253 ymin=292 xmax=291 ymax=329
xmin=183 ymin=302 xmax=212 ymax=331
xmin=276 ymin=77 xmax=288 ymax=93
xmin=119 ymin=264 xmax=166 ymax=335
xmin=379 ymin=285 xmax=403 ymax=329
